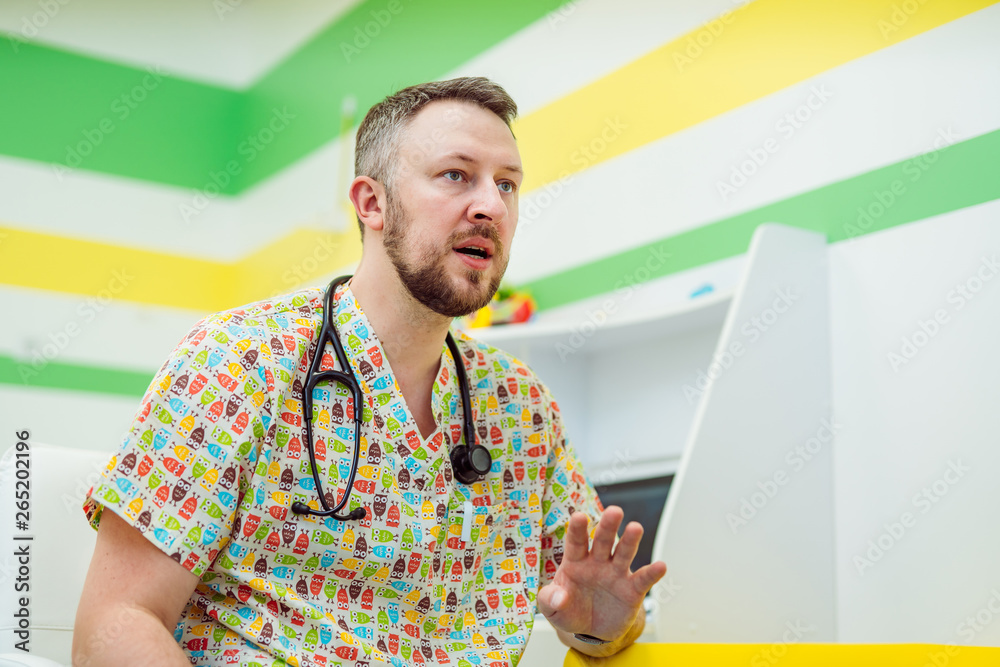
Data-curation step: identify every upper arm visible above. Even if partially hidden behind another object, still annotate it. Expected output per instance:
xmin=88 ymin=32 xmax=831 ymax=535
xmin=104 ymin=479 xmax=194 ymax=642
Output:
xmin=82 ymin=316 xmax=260 ymax=577
xmin=76 ymin=509 xmax=199 ymax=633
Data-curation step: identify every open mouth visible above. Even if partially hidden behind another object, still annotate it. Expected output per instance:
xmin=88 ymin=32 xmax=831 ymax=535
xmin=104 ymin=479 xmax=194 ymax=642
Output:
xmin=454 ymin=246 xmax=489 ymax=260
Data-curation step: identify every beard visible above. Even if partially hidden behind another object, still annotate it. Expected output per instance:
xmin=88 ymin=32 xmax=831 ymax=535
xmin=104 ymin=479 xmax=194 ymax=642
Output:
xmin=382 ymin=191 xmax=507 ymax=318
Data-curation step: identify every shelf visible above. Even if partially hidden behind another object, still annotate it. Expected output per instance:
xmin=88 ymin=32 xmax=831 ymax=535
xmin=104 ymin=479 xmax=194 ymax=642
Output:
xmin=468 ymin=288 xmax=734 ymax=357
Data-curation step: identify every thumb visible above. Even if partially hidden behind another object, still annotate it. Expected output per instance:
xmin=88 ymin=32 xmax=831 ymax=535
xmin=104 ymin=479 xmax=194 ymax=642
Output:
xmin=536 ymin=583 xmax=568 ymax=619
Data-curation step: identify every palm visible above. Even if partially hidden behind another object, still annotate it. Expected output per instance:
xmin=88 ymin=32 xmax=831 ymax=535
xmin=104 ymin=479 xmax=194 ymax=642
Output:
xmin=537 ymin=506 xmax=667 ymax=641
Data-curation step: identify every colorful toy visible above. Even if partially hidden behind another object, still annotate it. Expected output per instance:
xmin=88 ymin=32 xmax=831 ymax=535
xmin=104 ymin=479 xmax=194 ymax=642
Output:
xmin=460 ymin=286 xmax=535 ymax=329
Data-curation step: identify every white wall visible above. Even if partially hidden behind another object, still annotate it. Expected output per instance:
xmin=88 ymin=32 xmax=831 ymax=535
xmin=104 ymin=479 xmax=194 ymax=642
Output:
xmin=830 ymin=199 xmax=1000 ymax=644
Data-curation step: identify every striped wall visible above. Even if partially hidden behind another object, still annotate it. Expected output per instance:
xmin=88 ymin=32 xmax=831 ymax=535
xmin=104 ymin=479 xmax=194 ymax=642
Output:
xmin=1 ymin=0 xmax=998 ymax=451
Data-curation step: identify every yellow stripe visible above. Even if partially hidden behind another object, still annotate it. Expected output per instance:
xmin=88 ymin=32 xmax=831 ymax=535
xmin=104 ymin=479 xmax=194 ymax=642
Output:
xmin=564 ymin=643 xmax=998 ymax=666
xmin=0 ymin=224 xmax=360 ymax=311
xmin=237 ymin=224 xmax=361 ymax=303
xmin=515 ymin=0 xmax=996 ymax=192
xmin=0 ymin=226 xmax=231 ymax=311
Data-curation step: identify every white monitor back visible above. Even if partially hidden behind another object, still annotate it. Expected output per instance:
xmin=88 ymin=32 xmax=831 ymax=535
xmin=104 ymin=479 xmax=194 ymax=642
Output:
xmin=651 ymin=223 xmax=835 ymax=642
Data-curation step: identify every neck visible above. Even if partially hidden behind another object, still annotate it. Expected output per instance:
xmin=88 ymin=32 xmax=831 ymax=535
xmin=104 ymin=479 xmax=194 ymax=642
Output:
xmin=348 ymin=258 xmax=452 ymax=391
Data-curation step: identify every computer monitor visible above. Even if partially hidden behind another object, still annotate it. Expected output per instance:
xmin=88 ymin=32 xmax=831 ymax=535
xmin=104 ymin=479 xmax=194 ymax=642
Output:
xmin=593 ymin=475 xmax=673 ymax=571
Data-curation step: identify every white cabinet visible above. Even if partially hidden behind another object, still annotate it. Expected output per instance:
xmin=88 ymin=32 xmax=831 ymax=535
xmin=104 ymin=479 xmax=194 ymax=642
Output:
xmin=470 ymin=265 xmax=738 ymax=485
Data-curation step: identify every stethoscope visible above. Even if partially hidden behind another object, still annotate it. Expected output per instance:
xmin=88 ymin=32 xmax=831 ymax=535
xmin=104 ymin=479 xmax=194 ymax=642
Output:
xmin=291 ymin=275 xmax=493 ymax=520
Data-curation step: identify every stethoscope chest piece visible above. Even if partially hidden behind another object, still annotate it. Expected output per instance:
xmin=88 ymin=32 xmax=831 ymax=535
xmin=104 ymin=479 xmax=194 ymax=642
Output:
xmin=451 ymin=443 xmax=493 ymax=485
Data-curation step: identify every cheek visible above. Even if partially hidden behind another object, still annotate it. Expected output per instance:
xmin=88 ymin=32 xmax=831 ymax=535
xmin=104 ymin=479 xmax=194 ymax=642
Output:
xmin=507 ymin=195 xmax=518 ymax=219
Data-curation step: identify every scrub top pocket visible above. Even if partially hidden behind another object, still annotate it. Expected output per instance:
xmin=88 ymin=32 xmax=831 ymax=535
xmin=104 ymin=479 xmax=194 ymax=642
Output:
xmin=425 ymin=492 xmax=530 ymax=631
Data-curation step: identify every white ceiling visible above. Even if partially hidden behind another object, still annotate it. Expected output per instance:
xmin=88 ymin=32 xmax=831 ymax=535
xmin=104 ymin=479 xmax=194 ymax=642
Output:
xmin=0 ymin=0 xmax=362 ymax=87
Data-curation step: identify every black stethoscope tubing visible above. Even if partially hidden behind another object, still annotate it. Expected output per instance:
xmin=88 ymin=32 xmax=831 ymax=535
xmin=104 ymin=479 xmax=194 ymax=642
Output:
xmin=291 ymin=275 xmax=490 ymax=520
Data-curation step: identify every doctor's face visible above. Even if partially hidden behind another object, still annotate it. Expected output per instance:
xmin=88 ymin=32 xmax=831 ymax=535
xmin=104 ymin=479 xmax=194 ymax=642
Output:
xmin=381 ymin=100 xmax=522 ymax=318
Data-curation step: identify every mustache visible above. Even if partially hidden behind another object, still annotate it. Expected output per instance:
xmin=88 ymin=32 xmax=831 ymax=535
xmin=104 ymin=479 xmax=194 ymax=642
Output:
xmin=449 ymin=225 xmax=503 ymax=255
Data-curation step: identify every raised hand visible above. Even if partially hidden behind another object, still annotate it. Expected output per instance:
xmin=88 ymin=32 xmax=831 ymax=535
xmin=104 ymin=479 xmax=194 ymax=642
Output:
xmin=536 ymin=505 xmax=667 ymax=647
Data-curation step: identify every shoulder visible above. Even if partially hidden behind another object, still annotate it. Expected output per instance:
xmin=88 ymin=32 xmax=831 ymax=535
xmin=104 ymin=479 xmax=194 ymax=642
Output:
xmin=451 ymin=328 xmax=560 ymax=413
xmin=148 ymin=288 xmax=324 ymax=405
xmin=185 ymin=288 xmax=324 ymax=364
xmin=451 ymin=329 xmax=546 ymax=386
xmin=198 ymin=288 xmax=324 ymax=340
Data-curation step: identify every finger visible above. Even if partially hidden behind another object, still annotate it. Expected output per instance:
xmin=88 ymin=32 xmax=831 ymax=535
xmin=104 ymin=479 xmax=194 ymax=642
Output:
xmin=611 ymin=521 xmax=644 ymax=570
xmin=562 ymin=511 xmax=591 ymax=562
xmin=536 ymin=583 xmax=569 ymax=619
xmin=589 ymin=506 xmax=624 ymax=560
xmin=631 ymin=560 xmax=668 ymax=595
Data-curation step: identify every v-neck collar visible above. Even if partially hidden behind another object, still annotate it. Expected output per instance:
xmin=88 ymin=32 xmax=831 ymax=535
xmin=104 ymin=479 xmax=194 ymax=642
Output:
xmin=327 ymin=280 xmax=466 ymax=483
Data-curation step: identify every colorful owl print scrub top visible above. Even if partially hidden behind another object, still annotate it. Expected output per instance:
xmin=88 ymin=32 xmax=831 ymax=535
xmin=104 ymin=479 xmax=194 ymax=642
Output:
xmin=84 ymin=279 xmax=604 ymax=667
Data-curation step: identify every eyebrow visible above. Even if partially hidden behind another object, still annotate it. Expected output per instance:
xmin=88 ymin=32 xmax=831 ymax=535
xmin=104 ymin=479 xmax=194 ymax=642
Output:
xmin=441 ymin=152 xmax=523 ymax=175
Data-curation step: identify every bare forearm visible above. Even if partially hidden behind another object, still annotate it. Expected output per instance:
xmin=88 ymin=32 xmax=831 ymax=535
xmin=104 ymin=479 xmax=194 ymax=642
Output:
xmin=73 ymin=603 xmax=190 ymax=667
xmin=555 ymin=609 xmax=645 ymax=660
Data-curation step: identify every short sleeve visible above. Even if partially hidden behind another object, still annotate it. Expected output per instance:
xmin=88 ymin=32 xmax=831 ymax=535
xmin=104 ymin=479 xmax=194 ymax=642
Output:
xmin=537 ymin=385 xmax=604 ymax=587
xmin=83 ymin=316 xmax=265 ymax=577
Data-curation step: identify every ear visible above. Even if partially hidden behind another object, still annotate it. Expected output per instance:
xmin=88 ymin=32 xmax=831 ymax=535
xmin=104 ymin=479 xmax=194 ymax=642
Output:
xmin=349 ymin=176 xmax=386 ymax=233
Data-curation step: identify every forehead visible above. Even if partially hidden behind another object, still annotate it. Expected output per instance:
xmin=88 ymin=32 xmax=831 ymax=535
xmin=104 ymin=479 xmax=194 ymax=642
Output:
xmin=398 ymin=100 xmax=521 ymax=170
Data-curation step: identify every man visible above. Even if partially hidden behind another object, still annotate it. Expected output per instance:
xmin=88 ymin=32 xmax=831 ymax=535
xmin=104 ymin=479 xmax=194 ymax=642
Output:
xmin=75 ymin=77 xmax=666 ymax=666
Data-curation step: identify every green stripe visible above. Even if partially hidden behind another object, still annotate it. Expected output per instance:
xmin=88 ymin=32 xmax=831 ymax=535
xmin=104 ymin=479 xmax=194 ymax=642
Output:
xmin=524 ymin=128 xmax=1000 ymax=310
xmin=0 ymin=40 xmax=241 ymax=190
xmin=1 ymin=0 xmax=570 ymax=193
xmin=0 ymin=354 xmax=152 ymax=397
xmin=2 ymin=128 xmax=997 ymax=397
xmin=234 ymin=0 xmax=570 ymax=190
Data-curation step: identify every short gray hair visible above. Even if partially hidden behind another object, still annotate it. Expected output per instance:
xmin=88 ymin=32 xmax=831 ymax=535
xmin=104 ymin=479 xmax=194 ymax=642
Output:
xmin=353 ymin=77 xmax=518 ymax=239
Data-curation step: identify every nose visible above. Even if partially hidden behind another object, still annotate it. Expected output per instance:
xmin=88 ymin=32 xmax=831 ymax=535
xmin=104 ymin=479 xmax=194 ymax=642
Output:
xmin=467 ymin=180 xmax=508 ymax=225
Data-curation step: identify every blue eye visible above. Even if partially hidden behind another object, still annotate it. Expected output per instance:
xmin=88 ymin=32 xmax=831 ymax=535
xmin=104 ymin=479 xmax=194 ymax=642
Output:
xmin=498 ymin=181 xmax=515 ymax=193
xmin=444 ymin=171 xmax=463 ymax=182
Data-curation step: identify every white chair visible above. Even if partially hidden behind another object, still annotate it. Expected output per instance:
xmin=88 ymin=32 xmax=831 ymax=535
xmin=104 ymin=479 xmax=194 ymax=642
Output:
xmin=0 ymin=443 xmax=112 ymax=666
